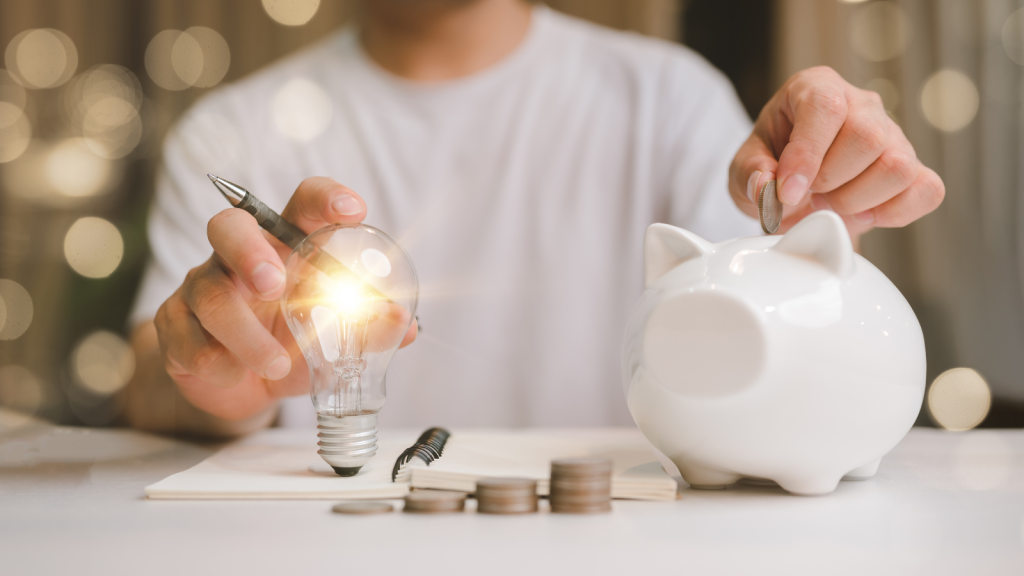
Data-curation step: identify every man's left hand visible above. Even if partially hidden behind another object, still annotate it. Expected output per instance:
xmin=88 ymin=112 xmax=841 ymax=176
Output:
xmin=729 ymin=66 xmax=945 ymax=242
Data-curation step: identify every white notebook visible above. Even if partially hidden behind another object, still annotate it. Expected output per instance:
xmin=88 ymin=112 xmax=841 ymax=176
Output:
xmin=145 ymin=429 xmax=414 ymax=500
xmin=145 ymin=428 xmax=678 ymax=501
xmin=401 ymin=428 xmax=679 ymax=500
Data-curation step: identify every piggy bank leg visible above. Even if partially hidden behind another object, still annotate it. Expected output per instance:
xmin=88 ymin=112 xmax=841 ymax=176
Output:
xmin=675 ymin=461 xmax=741 ymax=490
xmin=842 ymin=458 xmax=881 ymax=481
xmin=774 ymin=474 xmax=842 ymax=496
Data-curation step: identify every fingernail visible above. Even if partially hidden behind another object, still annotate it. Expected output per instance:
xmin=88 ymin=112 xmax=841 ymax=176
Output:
xmin=252 ymin=262 xmax=285 ymax=296
xmin=780 ymin=174 xmax=809 ymax=205
xmin=854 ymin=210 xmax=875 ymax=225
xmin=810 ymin=194 xmax=831 ymax=211
xmin=265 ymin=355 xmax=291 ymax=380
xmin=332 ymin=195 xmax=363 ymax=216
xmin=746 ymin=171 xmax=762 ymax=203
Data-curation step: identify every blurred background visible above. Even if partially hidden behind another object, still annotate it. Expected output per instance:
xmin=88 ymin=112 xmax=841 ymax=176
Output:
xmin=0 ymin=0 xmax=1019 ymax=431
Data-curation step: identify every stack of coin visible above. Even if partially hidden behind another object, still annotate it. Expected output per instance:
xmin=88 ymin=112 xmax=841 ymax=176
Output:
xmin=475 ymin=477 xmax=539 ymax=514
xmin=549 ymin=458 xmax=612 ymax=514
xmin=402 ymin=490 xmax=467 ymax=514
xmin=332 ymin=501 xmax=394 ymax=515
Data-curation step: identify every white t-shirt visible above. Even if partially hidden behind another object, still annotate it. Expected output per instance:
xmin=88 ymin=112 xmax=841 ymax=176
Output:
xmin=131 ymin=6 xmax=760 ymax=428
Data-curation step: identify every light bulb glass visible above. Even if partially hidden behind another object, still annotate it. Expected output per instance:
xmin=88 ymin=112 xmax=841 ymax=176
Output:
xmin=281 ymin=224 xmax=418 ymax=475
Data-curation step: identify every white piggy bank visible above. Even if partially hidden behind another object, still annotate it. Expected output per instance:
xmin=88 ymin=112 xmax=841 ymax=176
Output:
xmin=622 ymin=211 xmax=925 ymax=495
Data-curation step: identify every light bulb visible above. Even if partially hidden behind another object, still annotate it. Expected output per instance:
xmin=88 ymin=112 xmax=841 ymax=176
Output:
xmin=281 ymin=224 xmax=418 ymax=476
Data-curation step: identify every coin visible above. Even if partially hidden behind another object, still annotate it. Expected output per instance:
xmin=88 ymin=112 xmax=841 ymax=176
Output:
xmin=475 ymin=477 xmax=539 ymax=515
xmin=550 ymin=503 xmax=613 ymax=514
xmin=332 ymin=501 xmax=395 ymax=515
xmin=549 ymin=479 xmax=612 ymax=491
xmin=403 ymin=490 xmax=467 ymax=513
xmin=476 ymin=477 xmax=538 ymax=493
xmin=758 ymin=179 xmax=782 ymax=234
xmin=549 ymin=458 xmax=612 ymax=515
xmin=551 ymin=458 xmax=613 ymax=476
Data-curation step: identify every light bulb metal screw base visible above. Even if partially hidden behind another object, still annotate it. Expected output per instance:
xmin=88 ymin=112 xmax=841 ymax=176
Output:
xmin=317 ymin=413 xmax=378 ymax=476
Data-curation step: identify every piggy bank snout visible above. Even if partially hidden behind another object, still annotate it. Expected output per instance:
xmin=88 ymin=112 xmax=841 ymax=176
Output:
xmin=643 ymin=291 xmax=766 ymax=398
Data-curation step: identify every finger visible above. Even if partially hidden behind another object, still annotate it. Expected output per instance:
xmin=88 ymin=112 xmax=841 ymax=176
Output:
xmin=181 ymin=261 xmax=293 ymax=380
xmin=281 ymin=176 xmax=367 ymax=234
xmin=261 ymin=331 xmax=311 ymax=399
xmin=812 ymin=90 xmax=889 ymax=193
xmin=729 ymin=131 xmax=777 ymax=219
xmin=775 ymin=74 xmax=849 ymax=205
xmin=157 ymin=307 xmax=278 ymax=420
xmin=208 ymin=208 xmax=287 ymax=300
xmin=364 ymin=302 xmax=414 ymax=350
xmin=399 ymin=318 xmax=417 ymax=349
xmin=155 ymin=291 xmax=248 ymax=388
xmin=775 ymin=197 xmax=815 ymax=235
xmin=819 ymin=124 xmax=918 ymax=216
xmin=866 ymin=164 xmax=945 ymax=228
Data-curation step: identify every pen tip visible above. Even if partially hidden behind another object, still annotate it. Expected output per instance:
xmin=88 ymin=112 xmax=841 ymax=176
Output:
xmin=207 ymin=173 xmax=218 ymax=182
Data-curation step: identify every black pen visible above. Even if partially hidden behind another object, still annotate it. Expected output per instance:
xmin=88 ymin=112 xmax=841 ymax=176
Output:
xmin=208 ymin=174 xmax=307 ymax=249
xmin=207 ymin=174 xmax=391 ymax=302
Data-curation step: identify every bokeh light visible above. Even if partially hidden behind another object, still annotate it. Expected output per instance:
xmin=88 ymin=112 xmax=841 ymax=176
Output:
xmin=46 ymin=138 xmax=114 ymax=197
xmin=71 ymin=330 xmax=135 ymax=395
xmin=952 ymin=431 xmax=1012 ymax=491
xmin=0 ymin=68 xmax=31 ymax=163
xmin=850 ymin=2 xmax=910 ymax=62
xmin=0 ymin=365 xmax=43 ymax=427
xmin=2 ymin=140 xmax=121 ymax=206
xmin=927 ymin=367 xmax=991 ymax=431
xmin=272 ymin=77 xmax=332 ymax=141
xmin=0 ymin=290 xmax=6 ymax=334
xmin=64 ymin=217 xmax=124 ymax=279
xmin=61 ymin=64 xmax=144 ymax=159
xmin=920 ymin=69 xmax=979 ymax=132
xmin=864 ymin=77 xmax=900 ymax=113
xmin=145 ymin=30 xmax=190 ymax=91
xmin=263 ymin=0 xmax=321 ymax=26
xmin=147 ymin=27 xmax=230 ymax=90
xmin=4 ymin=28 xmax=78 ymax=89
xmin=173 ymin=27 xmax=230 ymax=88
xmin=0 ymin=279 xmax=33 ymax=340
xmin=170 ymin=30 xmax=204 ymax=87
xmin=1002 ymin=8 xmax=1024 ymax=66
xmin=0 ymin=68 xmax=26 ymax=108
xmin=0 ymin=100 xmax=31 ymax=163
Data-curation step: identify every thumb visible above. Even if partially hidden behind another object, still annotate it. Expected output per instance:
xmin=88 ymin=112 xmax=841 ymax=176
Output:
xmin=281 ymin=177 xmax=367 ymax=235
xmin=730 ymin=131 xmax=778 ymax=217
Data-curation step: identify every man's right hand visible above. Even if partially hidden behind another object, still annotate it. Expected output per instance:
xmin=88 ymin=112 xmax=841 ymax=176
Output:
xmin=152 ymin=177 xmax=416 ymax=422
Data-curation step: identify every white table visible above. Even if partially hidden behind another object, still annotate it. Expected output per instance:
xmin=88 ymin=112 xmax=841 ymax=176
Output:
xmin=1 ymin=420 xmax=1022 ymax=575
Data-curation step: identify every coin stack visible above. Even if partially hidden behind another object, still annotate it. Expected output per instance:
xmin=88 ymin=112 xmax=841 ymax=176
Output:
xmin=402 ymin=490 xmax=467 ymax=514
xmin=332 ymin=501 xmax=394 ymax=515
xmin=548 ymin=458 xmax=613 ymax=514
xmin=475 ymin=477 xmax=539 ymax=514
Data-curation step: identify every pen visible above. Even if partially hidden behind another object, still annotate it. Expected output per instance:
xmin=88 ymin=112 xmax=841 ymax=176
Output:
xmin=208 ymin=174 xmax=307 ymax=249
xmin=207 ymin=174 xmax=392 ymax=303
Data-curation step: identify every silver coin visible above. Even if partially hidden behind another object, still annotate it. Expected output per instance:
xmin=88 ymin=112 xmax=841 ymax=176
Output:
xmin=403 ymin=490 xmax=467 ymax=513
xmin=476 ymin=477 xmax=538 ymax=493
xmin=550 ymin=458 xmax=613 ymax=477
xmin=332 ymin=501 xmax=395 ymax=515
xmin=758 ymin=179 xmax=782 ymax=234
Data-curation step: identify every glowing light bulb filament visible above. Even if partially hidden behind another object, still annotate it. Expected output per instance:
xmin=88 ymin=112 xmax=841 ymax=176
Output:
xmin=315 ymin=276 xmax=376 ymax=414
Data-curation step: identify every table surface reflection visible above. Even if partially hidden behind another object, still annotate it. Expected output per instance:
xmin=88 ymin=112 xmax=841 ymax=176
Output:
xmin=1 ymin=419 xmax=1022 ymax=575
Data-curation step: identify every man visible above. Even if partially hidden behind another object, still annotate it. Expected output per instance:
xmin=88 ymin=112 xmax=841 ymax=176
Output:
xmin=126 ymin=0 xmax=944 ymax=437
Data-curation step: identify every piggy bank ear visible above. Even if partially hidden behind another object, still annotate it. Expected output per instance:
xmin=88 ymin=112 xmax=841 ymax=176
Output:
xmin=773 ymin=211 xmax=855 ymax=278
xmin=644 ymin=224 xmax=712 ymax=288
